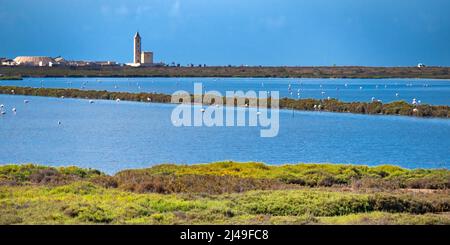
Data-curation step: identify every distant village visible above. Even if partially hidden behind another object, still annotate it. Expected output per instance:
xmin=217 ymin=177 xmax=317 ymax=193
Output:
xmin=0 ymin=31 xmax=428 ymax=69
xmin=0 ymin=56 xmax=122 ymax=68
xmin=0 ymin=32 xmax=203 ymax=68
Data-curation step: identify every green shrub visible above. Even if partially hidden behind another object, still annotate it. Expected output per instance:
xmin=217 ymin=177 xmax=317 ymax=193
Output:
xmin=235 ymin=190 xmax=371 ymax=216
xmin=50 ymin=182 xmax=101 ymax=195
xmin=64 ymin=204 xmax=114 ymax=223
xmin=0 ymin=164 xmax=103 ymax=186
xmin=114 ymin=172 xmax=288 ymax=194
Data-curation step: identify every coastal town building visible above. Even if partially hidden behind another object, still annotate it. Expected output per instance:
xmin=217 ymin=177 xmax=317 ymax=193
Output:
xmin=0 ymin=56 xmax=118 ymax=67
xmin=65 ymin=60 xmax=118 ymax=67
xmin=13 ymin=56 xmax=54 ymax=66
xmin=0 ymin=58 xmax=15 ymax=66
xmin=141 ymin=51 xmax=153 ymax=65
xmin=1 ymin=32 xmax=156 ymax=67
xmin=127 ymin=32 xmax=154 ymax=67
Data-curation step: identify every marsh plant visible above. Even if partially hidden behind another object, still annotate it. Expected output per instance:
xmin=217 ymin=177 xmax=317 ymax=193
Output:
xmin=171 ymin=83 xmax=280 ymax=137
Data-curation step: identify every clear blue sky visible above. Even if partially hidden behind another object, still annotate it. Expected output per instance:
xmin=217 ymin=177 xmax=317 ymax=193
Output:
xmin=1 ymin=0 xmax=449 ymax=66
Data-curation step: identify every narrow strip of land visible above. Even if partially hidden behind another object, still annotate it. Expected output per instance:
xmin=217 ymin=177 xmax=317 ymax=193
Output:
xmin=1 ymin=66 xmax=450 ymax=79
xmin=0 ymin=86 xmax=449 ymax=118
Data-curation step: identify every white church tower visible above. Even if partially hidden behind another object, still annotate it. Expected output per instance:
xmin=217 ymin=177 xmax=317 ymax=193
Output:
xmin=128 ymin=32 xmax=153 ymax=66
xmin=133 ymin=32 xmax=141 ymax=64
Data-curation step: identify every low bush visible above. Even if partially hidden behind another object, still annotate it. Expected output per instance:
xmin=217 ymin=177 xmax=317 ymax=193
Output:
xmin=63 ymin=204 xmax=114 ymax=223
xmin=0 ymin=164 xmax=103 ymax=186
xmin=234 ymin=190 xmax=450 ymax=217
xmin=234 ymin=190 xmax=371 ymax=216
xmin=114 ymin=172 xmax=289 ymax=194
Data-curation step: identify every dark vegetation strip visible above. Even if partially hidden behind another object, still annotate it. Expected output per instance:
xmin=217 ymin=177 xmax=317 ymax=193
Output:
xmin=0 ymin=75 xmax=22 ymax=80
xmin=1 ymin=66 xmax=450 ymax=78
xmin=1 ymin=85 xmax=449 ymax=118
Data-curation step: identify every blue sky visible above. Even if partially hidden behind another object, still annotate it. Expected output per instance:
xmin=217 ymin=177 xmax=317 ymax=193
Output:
xmin=1 ymin=0 xmax=449 ymax=66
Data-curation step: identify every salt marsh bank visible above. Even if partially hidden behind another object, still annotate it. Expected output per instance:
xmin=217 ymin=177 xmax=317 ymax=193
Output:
xmin=0 ymin=162 xmax=449 ymax=225
xmin=1 ymin=77 xmax=450 ymax=105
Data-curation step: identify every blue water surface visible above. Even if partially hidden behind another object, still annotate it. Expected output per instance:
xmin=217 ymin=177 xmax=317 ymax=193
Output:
xmin=0 ymin=92 xmax=448 ymax=173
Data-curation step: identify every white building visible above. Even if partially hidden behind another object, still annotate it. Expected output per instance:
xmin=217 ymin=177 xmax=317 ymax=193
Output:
xmin=141 ymin=51 xmax=153 ymax=64
xmin=14 ymin=56 xmax=54 ymax=66
xmin=127 ymin=32 xmax=154 ymax=66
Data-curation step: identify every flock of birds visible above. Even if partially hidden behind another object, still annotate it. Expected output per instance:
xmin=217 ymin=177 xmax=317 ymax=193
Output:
xmin=0 ymin=101 xmax=21 ymax=116
xmin=285 ymin=81 xmax=425 ymax=106
xmin=1 ymin=80 xmax=155 ymax=125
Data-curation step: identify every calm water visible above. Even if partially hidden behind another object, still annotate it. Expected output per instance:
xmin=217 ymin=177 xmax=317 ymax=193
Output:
xmin=0 ymin=93 xmax=449 ymax=173
xmin=1 ymin=77 xmax=450 ymax=105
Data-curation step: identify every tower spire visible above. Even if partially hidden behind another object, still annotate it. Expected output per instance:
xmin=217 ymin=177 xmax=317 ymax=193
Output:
xmin=133 ymin=32 xmax=142 ymax=64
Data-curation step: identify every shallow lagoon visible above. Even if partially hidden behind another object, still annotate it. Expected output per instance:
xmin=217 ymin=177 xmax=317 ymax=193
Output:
xmin=0 ymin=93 xmax=448 ymax=173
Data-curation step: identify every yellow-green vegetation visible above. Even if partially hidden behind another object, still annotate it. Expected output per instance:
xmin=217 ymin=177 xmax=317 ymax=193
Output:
xmin=121 ymin=162 xmax=450 ymax=189
xmin=0 ymin=162 xmax=449 ymax=225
